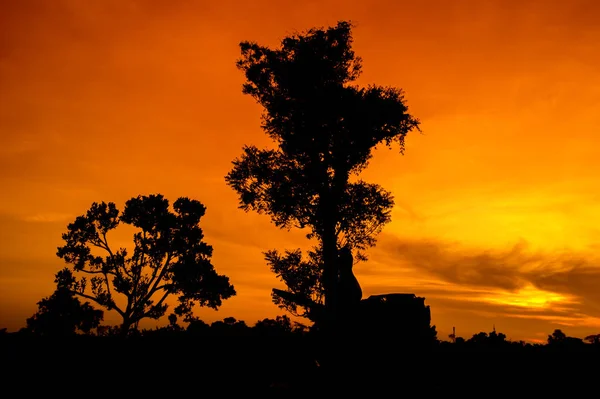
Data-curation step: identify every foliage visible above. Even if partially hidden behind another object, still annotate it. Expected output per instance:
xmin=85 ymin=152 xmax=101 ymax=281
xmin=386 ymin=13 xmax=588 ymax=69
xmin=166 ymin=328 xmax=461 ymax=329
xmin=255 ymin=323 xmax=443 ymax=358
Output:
xmin=226 ymin=20 xmax=420 ymax=324
xmin=56 ymin=194 xmax=235 ymax=333
xmin=26 ymin=269 xmax=103 ymax=336
xmin=265 ymin=247 xmax=324 ymax=320
xmin=547 ymin=328 xmax=584 ymax=347
xmin=467 ymin=330 xmax=508 ymax=347
xmin=254 ymin=315 xmax=309 ymax=336
xmin=584 ymin=333 xmax=600 ymax=345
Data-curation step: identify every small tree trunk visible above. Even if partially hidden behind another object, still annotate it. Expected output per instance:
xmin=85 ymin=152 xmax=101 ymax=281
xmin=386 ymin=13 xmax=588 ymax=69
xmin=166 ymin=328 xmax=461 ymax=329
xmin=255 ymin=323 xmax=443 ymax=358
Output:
xmin=120 ymin=318 xmax=132 ymax=337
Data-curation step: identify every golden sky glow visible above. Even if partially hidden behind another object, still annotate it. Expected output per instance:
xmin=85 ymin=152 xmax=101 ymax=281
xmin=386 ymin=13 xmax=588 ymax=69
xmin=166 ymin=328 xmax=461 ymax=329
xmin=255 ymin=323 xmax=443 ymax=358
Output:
xmin=1 ymin=0 xmax=600 ymax=342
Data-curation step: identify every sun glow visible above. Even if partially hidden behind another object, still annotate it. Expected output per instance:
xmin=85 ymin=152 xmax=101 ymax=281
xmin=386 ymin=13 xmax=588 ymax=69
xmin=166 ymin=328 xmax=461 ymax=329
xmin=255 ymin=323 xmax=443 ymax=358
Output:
xmin=481 ymin=284 xmax=576 ymax=309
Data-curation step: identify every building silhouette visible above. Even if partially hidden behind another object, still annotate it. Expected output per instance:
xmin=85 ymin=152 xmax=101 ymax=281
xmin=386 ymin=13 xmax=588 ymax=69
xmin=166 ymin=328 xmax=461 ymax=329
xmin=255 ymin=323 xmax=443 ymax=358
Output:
xmin=355 ymin=293 xmax=436 ymax=344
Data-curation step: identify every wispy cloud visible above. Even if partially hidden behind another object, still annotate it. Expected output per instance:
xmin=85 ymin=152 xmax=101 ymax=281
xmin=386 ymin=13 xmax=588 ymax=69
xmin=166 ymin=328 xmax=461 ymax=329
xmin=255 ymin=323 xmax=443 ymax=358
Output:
xmin=22 ymin=213 xmax=73 ymax=223
xmin=359 ymin=234 xmax=600 ymax=339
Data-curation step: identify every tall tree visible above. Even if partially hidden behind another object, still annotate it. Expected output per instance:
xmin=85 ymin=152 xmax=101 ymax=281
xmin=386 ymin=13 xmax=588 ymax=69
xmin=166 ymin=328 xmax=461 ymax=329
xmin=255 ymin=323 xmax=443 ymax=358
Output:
xmin=56 ymin=194 xmax=236 ymax=334
xmin=225 ymin=21 xmax=420 ymax=332
xmin=26 ymin=268 xmax=104 ymax=336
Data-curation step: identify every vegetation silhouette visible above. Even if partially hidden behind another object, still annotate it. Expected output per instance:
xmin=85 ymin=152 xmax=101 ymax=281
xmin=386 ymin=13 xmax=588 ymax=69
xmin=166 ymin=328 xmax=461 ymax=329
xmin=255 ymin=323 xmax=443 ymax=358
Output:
xmin=54 ymin=194 xmax=235 ymax=335
xmin=4 ymin=19 xmax=600 ymax=397
xmin=24 ymin=268 xmax=104 ymax=336
xmin=585 ymin=333 xmax=600 ymax=344
xmin=225 ymin=20 xmax=420 ymax=338
xmin=3 ymin=317 xmax=600 ymax=395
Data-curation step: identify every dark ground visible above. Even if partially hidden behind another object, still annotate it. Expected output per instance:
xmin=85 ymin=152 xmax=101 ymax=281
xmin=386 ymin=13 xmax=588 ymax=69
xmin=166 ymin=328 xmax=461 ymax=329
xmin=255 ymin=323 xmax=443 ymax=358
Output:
xmin=2 ymin=334 xmax=599 ymax=397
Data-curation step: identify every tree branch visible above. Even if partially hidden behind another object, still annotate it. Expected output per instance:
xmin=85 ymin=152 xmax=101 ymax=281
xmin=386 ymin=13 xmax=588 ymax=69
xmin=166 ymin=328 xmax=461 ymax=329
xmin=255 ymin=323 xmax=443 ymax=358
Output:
xmin=144 ymin=253 xmax=167 ymax=295
xmin=101 ymin=232 xmax=114 ymax=257
xmin=146 ymin=253 xmax=172 ymax=299
xmin=79 ymin=269 xmax=112 ymax=275
xmin=134 ymin=253 xmax=172 ymax=316
xmin=142 ymin=288 xmax=171 ymax=319
xmin=97 ymin=232 xmax=121 ymax=299
xmin=102 ymin=231 xmax=134 ymax=279
xmin=72 ymin=290 xmax=125 ymax=318
xmin=129 ymin=231 xmax=147 ymax=309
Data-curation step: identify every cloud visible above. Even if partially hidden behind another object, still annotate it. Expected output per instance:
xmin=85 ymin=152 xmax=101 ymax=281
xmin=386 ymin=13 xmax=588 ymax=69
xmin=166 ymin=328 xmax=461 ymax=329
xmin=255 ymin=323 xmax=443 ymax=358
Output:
xmin=360 ymin=234 xmax=600 ymax=338
xmin=22 ymin=213 xmax=74 ymax=223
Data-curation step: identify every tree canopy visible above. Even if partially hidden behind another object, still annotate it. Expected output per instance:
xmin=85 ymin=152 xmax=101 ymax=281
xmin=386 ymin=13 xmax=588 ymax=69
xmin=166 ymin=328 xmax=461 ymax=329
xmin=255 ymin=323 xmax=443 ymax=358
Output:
xmin=225 ymin=20 xmax=420 ymax=329
xmin=56 ymin=194 xmax=236 ymax=333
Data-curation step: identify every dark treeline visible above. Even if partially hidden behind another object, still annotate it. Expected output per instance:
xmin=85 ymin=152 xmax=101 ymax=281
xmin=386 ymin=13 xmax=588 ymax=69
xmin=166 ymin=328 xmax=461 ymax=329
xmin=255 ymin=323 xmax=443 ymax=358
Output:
xmin=2 ymin=320 xmax=599 ymax=396
xmin=4 ymin=312 xmax=599 ymax=349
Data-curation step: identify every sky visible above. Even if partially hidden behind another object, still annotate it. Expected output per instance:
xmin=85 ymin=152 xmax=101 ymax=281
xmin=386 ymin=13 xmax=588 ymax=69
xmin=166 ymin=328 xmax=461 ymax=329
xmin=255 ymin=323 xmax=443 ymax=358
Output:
xmin=1 ymin=0 xmax=599 ymax=342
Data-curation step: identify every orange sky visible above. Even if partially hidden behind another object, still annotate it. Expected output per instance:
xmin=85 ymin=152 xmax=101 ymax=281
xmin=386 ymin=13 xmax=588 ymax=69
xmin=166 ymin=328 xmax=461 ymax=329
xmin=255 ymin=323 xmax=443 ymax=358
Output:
xmin=1 ymin=0 xmax=599 ymax=342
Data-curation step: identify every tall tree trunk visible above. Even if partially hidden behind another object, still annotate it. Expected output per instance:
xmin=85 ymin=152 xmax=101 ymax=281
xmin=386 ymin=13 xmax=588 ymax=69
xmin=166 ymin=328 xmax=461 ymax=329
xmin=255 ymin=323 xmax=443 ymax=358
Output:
xmin=320 ymin=214 xmax=340 ymax=381
xmin=320 ymin=184 xmax=339 ymax=339
xmin=319 ymin=169 xmax=348 ymax=378
xmin=120 ymin=317 xmax=132 ymax=337
xmin=322 ymin=220 xmax=338 ymax=335
xmin=321 ymin=169 xmax=348 ymax=337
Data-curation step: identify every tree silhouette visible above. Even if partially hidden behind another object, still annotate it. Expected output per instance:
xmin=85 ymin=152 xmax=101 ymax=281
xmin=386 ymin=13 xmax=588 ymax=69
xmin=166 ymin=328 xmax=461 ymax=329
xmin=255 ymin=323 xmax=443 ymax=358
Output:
xmin=210 ymin=317 xmax=249 ymax=336
xmin=584 ymin=333 xmax=600 ymax=345
xmin=186 ymin=318 xmax=210 ymax=335
xmin=253 ymin=315 xmax=308 ymax=336
xmin=466 ymin=330 xmax=508 ymax=348
xmin=267 ymin=245 xmax=362 ymax=329
xmin=266 ymin=247 xmax=324 ymax=323
xmin=26 ymin=268 xmax=103 ymax=336
xmin=225 ymin=21 xmax=420 ymax=332
xmin=56 ymin=194 xmax=236 ymax=334
xmin=547 ymin=328 xmax=584 ymax=348
xmin=547 ymin=328 xmax=567 ymax=344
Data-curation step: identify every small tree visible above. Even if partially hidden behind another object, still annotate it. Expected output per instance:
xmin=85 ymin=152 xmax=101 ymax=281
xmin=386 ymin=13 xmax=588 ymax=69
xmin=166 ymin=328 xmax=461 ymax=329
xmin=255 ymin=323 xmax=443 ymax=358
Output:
xmin=210 ymin=317 xmax=249 ymax=336
xmin=547 ymin=328 xmax=584 ymax=348
xmin=547 ymin=328 xmax=567 ymax=344
xmin=226 ymin=21 xmax=420 ymax=331
xmin=26 ymin=269 xmax=103 ymax=336
xmin=56 ymin=194 xmax=236 ymax=334
xmin=266 ymin=247 xmax=324 ymax=323
xmin=467 ymin=330 xmax=508 ymax=347
xmin=584 ymin=334 xmax=600 ymax=345
xmin=253 ymin=315 xmax=307 ymax=336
